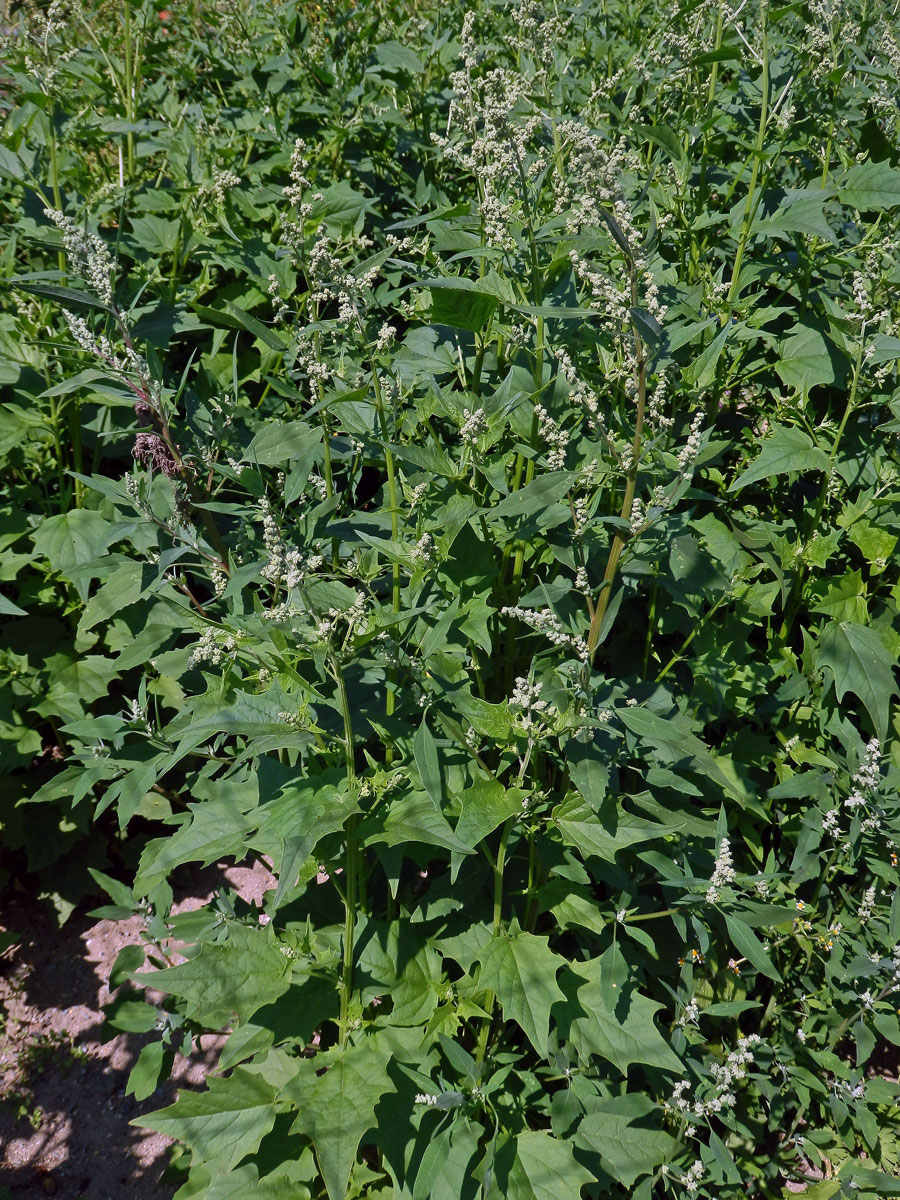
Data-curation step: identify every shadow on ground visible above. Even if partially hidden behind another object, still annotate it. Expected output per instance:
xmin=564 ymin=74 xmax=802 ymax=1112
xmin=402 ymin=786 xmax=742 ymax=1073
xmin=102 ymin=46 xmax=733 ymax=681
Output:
xmin=0 ymin=860 xmax=273 ymax=1200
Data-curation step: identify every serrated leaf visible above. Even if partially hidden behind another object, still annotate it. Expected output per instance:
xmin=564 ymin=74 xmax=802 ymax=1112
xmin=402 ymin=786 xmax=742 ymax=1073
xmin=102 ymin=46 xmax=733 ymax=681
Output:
xmin=557 ymin=950 xmax=682 ymax=1074
xmin=729 ymin=425 xmax=830 ymax=491
xmin=251 ymin=773 xmax=357 ymax=908
xmin=31 ymin=509 xmax=115 ymax=587
xmin=476 ymin=924 xmax=566 ymax=1056
xmin=455 ymin=777 xmax=523 ymax=846
xmin=135 ymin=797 xmax=256 ymax=895
xmin=363 ymin=791 xmax=475 ymax=854
xmin=576 ymin=1095 xmax=676 ymax=1188
xmin=500 ymin=1130 xmax=595 ymax=1200
xmin=136 ymin=1069 xmax=277 ymax=1171
xmin=554 ymin=795 xmax=678 ymax=861
xmin=78 ymin=561 xmax=156 ymax=633
xmin=837 ymin=159 xmax=900 ymax=211
xmin=286 ymin=1037 xmax=397 ymax=1200
xmin=817 ymin=620 xmax=898 ymax=741
xmin=141 ymin=922 xmax=292 ymax=1025
xmin=775 ymin=326 xmax=840 ymax=391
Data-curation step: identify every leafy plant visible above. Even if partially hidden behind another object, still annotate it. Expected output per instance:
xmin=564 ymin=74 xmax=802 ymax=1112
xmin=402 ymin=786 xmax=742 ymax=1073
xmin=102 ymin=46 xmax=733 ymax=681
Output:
xmin=3 ymin=0 xmax=900 ymax=1196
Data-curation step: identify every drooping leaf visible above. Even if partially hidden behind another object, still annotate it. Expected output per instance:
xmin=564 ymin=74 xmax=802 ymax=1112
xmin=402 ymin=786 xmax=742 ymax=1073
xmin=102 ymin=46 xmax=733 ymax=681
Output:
xmin=137 ymin=1069 xmax=278 ymax=1171
xmin=554 ymin=795 xmax=678 ymax=862
xmin=286 ymin=1036 xmax=397 ymax=1200
xmin=362 ymin=790 xmax=475 ymax=855
xmin=576 ymin=1095 xmax=676 ymax=1188
xmin=557 ymin=950 xmax=682 ymax=1074
xmin=141 ymin=922 xmax=292 ymax=1025
xmin=729 ymin=425 xmax=830 ymax=490
xmin=476 ymin=922 xmax=566 ymax=1056
xmin=837 ymin=159 xmax=900 ymax=211
xmin=817 ymin=620 xmax=898 ymax=741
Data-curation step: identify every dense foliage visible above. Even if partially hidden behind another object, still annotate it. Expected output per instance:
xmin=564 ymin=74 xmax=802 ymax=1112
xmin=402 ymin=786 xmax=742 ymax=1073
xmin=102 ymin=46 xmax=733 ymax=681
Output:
xmin=3 ymin=0 xmax=900 ymax=1195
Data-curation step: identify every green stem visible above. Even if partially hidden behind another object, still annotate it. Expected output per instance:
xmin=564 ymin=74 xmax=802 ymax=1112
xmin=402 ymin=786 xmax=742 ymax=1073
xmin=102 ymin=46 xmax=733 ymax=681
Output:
xmin=47 ymin=123 xmax=65 ymax=275
xmin=123 ymin=0 xmax=135 ymax=182
xmin=333 ymin=658 xmax=359 ymax=1047
xmin=697 ymin=0 xmax=725 ymax=207
xmin=371 ymin=365 xmax=400 ymax=723
xmin=476 ymin=817 xmax=514 ymax=1063
xmin=586 ymin=324 xmax=646 ymax=660
xmin=777 ymin=330 xmax=865 ymax=643
xmin=726 ymin=0 xmax=768 ymax=308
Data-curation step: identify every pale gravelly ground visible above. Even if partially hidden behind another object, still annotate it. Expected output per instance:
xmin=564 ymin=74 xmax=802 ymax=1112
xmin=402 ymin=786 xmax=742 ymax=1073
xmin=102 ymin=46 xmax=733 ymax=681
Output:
xmin=0 ymin=860 xmax=274 ymax=1200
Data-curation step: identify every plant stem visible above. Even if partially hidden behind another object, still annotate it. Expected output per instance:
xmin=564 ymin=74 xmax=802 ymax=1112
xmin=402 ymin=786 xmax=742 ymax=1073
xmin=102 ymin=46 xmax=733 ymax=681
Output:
xmin=726 ymin=0 xmax=768 ymax=308
xmin=123 ymin=0 xmax=136 ymax=182
xmin=586 ymin=321 xmax=646 ymax=660
xmin=371 ymin=364 xmax=400 ymax=729
xmin=476 ymin=816 xmax=514 ymax=1063
xmin=777 ymin=329 xmax=866 ymax=643
xmin=333 ymin=657 xmax=359 ymax=1047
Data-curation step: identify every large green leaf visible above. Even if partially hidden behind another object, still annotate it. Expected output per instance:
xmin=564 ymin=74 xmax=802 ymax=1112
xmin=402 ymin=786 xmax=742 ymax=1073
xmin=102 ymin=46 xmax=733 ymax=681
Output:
xmin=492 ymin=1130 xmax=595 ymax=1200
xmin=363 ymin=791 xmax=474 ymax=855
xmin=141 ymin=922 xmax=292 ymax=1025
xmin=775 ymin=326 xmax=839 ymax=391
xmin=837 ymin=160 xmax=900 ymax=211
xmin=817 ymin=620 xmax=898 ymax=741
xmin=32 ymin=509 xmax=115 ymax=593
xmin=476 ymin=922 xmax=566 ymax=1056
xmin=455 ymin=777 xmax=523 ymax=846
xmin=287 ymin=1036 xmax=397 ymax=1200
xmin=729 ymin=424 xmax=830 ymax=490
xmin=412 ymin=1118 xmax=481 ymax=1200
xmin=617 ymin=706 xmax=742 ymax=797
xmin=244 ymin=419 xmax=320 ymax=466
xmin=135 ymin=797 xmax=256 ymax=894
xmin=576 ymin=1095 xmax=676 ymax=1188
xmin=488 ymin=472 xmax=576 ymax=521
xmin=554 ymin=795 xmax=677 ymax=862
xmin=424 ymin=277 xmax=499 ymax=332
xmin=414 ymin=714 xmax=443 ymax=810
xmin=724 ymin=915 xmax=781 ymax=982
xmin=557 ymin=948 xmax=682 ymax=1074
xmin=78 ymin=561 xmax=157 ymax=633
xmin=137 ymin=1069 xmax=278 ymax=1171
xmin=250 ymin=774 xmax=358 ymax=908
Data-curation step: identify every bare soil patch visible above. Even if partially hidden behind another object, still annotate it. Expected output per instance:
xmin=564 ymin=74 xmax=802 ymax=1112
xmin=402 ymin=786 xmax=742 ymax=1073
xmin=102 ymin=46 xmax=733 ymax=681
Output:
xmin=0 ymin=861 xmax=274 ymax=1200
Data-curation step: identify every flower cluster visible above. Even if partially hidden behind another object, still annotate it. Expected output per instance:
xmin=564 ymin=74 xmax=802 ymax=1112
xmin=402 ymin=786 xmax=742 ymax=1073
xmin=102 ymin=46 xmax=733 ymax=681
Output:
xmin=501 ymin=606 xmax=589 ymax=662
xmin=706 ymin=837 xmax=736 ymax=903
xmin=44 ymin=208 xmax=114 ymax=305
xmin=534 ymin=404 xmax=569 ymax=470
xmin=509 ymin=677 xmax=551 ymax=731
xmin=666 ymin=1034 xmax=763 ymax=1122
xmin=133 ymin=432 xmax=177 ymax=478
xmin=189 ymin=628 xmax=237 ymax=668
xmin=460 ymin=407 xmax=488 ymax=445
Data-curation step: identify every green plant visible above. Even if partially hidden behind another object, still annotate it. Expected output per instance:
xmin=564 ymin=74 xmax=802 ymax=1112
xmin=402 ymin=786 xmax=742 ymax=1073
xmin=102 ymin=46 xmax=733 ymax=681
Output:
xmin=3 ymin=0 xmax=900 ymax=1196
